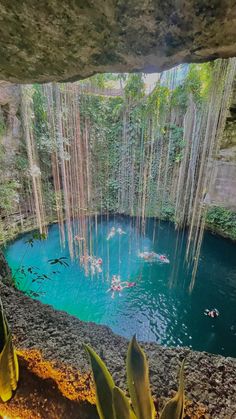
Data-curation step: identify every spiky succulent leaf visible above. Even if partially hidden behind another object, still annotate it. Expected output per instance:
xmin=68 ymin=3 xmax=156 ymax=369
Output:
xmin=0 ymin=302 xmax=19 ymax=402
xmin=85 ymin=344 xmax=115 ymax=419
xmin=160 ymin=360 xmax=185 ymax=419
xmin=113 ymin=386 xmax=137 ymax=419
xmin=0 ymin=306 xmax=8 ymax=352
xmin=127 ymin=336 xmax=155 ymax=419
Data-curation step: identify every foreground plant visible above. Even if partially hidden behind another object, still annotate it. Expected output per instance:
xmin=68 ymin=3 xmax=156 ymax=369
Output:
xmin=0 ymin=300 xmax=19 ymax=402
xmin=85 ymin=335 xmax=185 ymax=419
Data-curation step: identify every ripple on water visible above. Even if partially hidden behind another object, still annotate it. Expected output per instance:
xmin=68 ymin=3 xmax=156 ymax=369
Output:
xmin=4 ymin=217 xmax=236 ymax=357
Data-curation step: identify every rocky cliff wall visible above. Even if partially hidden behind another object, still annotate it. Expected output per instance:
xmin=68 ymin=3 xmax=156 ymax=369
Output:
xmin=0 ymin=1 xmax=236 ymax=83
xmin=207 ymin=161 xmax=236 ymax=210
xmin=207 ymin=82 xmax=236 ymax=210
xmin=0 ymin=82 xmax=21 ymax=184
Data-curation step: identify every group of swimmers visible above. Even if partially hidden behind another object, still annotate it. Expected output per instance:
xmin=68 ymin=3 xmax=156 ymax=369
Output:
xmin=138 ymin=251 xmax=170 ymax=264
xmin=76 ymin=229 xmax=220 ymax=316
xmin=76 ymin=225 xmax=171 ymax=298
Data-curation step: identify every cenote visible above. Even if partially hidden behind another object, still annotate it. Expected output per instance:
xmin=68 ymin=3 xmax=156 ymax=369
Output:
xmin=5 ymin=216 xmax=236 ymax=358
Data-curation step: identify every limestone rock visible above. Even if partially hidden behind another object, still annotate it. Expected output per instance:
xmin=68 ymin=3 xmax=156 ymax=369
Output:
xmin=0 ymin=1 xmax=236 ymax=83
xmin=1 ymin=282 xmax=236 ymax=418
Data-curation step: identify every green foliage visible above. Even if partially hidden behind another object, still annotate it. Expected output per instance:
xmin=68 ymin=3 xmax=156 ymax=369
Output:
xmin=171 ymin=63 xmax=213 ymax=109
xmin=146 ymin=84 xmax=170 ymax=117
xmin=170 ymin=85 xmax=188 ymax=111
xmin=113 ymin=387 xmax=136 ymax=419
xmin=125 ymin=74 xmax=145 ymax=102
xmin=31 ymin=84 xmax=55 ymax=206
xmin=160 ymin=360 xmax=185 ymax=419
xmin=0 ymin=63 xmax=223 ymax=241
xmin=32 ymin=84 xmax=51 ymax=153
xmin=153 ymin=203 xmax=175 ymax=222
xmin=127 ymin=336 xmax=155 ymax=419
xmin=0 ymin=113 xmax=6 ymax=137
xmin=168 ymin=124 xmax=185 ymax=163
xmin=183 ymin=63 xmax=213 ymax=104
xmin=0 ymin=220 xmax=20 ymax=244
xmin=15 ymin=153 xmax=29 ymax=172
xmin=0 ymin=180 xmax=19 ymax=214
xmin=0 ymin=301 xmax=19 ymax=402
xmin=85 ymin=344 xmax=115 ymax=419
xmin=14 ymin=263 xmax=61 ymax=299
xmin=80 ymin=93 xmax=123 ymax=212
xmin=24 ymin=231 xmax=47 ymax=247
xmin=206 ymin=206 xmax=236 ymax=240
xmin=85 ymin=336 xmax=185 ymax=419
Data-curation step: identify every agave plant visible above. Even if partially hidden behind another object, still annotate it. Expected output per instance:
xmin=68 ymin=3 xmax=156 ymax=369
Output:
xmin=85 ymin=336 xmax=185 ymax=419
xmin=0 ymin=299 xmax=19 ymax=402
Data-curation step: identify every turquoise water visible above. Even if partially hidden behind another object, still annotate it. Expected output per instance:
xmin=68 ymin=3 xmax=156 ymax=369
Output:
xmin=4 ymin=217 xmax=236 ymax=357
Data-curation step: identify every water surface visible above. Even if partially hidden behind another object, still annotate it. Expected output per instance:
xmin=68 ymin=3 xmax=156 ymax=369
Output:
xmin=5 ymin=217 xmax=236 ymax=357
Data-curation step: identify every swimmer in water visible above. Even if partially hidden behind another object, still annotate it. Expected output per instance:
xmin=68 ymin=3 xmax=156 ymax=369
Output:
xmin=158 ymin=254 xmax=170 ymax=264
xmin=121 ymin=281 xmax=136 ymax=289
xmin=107 ymin=277 xmax=136 ymax=298
xmin=107 ymin=283 xmax=123 ymax=298
xmin=80 ymin=254 xmax=91 ymax=264
xmin=107 ymin=226 xmax=116 ymax=240
xmin=90 ymin=257 xmax=103 ymax=274
xmin=204 ymin=308 xmax=219 ymax=318
xmin=139 ymin=252 xmax=153 ymax=260
xmin=139 ymin=252 xmax=170 ymax=264
xmin=138 ymin=251 xmax=158 ymax=261
xmin=75 ymin=235 xmax=85 ymax=242
xmin=112 ymin=274 xmax=121 ymax=284
xmin=80 ymin=255 xmax=102 ymax=274
xmin=117 ymin=227 xmax=126 ymax=235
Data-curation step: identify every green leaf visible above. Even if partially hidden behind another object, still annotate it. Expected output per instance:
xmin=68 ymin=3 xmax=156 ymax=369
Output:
xmin=126 ymin=336 xmax=155 ymax=419
xmin=85 ymin=344 xmax=115 ymax=419
xmin=113 ymin=386 xmax=137 ymax=419
xmin=0 ymin=305 xmax=8 ymax=352
xmin=0 ymin=306 xmax=19 ymax=402
xmin=160 ymin=360 xmax=185 ymax=419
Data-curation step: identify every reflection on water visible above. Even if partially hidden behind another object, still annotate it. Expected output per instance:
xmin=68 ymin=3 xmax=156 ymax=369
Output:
xmin=5 ymin=216 xmax=236 ymax=357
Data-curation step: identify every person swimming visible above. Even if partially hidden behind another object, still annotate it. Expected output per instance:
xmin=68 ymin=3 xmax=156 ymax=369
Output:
xmin=138 ymin=251 xmax=156 ymax=261
xmin=139 ymin=252 xmax=170 ymax=264
xmin=117 ymin=227 xmax=126 ymax=235
xmin=158 ymin=254 xmax=170 ymax=264
xmin=204 ymin=308 xmax=219 ymax=318
xmin=107 ymin=277 xmax=136 ymax=298
xmin=107 ymin=282 xmax=123 ymax=298
xmin=74 ymin=235 xmax=85 ymax=242
xmin=91 ymin=257 xmax=103 ymax=274
xmin=80 ymin=254 xmax=91 ymax=264
xmin=80 ymin=255 xmax=103 ymax=274
xmin=111 ymin=274 xmax=121 ymax=284
xmin=107 ymin=226 xmax=116 ymax=240
xmin=122 ymin=281 xmax=136 ymax=288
